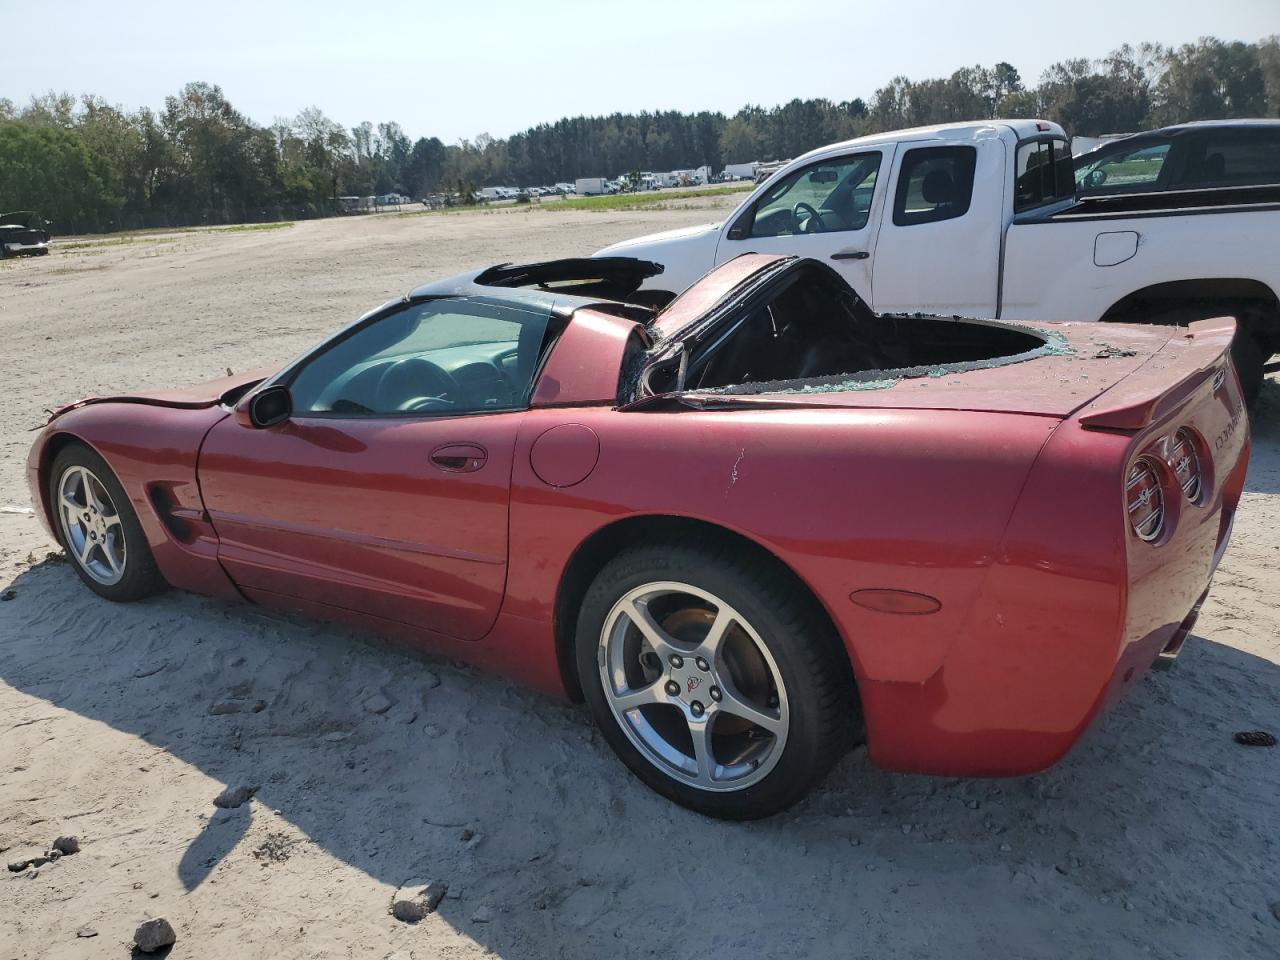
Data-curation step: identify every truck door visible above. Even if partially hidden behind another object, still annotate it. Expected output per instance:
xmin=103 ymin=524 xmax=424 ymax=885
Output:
xmin=870 ymin=139 xmax=1005 ymax=318
xmin=713 ymin=149 xmax=890 ymax=304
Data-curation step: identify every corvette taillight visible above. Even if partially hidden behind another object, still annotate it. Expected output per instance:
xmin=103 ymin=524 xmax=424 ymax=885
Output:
xmin=1127 ymin=457 xmax=1164 ymax=542
xmin=1170 ymin=428 xmax=1202 ymax=502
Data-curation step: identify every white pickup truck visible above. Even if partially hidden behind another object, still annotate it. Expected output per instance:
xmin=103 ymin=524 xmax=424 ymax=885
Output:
xmin=597 ymin=119 xmax=1280 ymax=398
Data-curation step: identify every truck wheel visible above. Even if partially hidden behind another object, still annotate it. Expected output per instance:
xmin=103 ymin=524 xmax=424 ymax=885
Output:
xmin=575 ymin=539 xmax=857 ymax=819
xmin=1139 ymin=305 xmax=1266 ymax=404
xmin=1230 ymin=333 xmax=1265 ymax=405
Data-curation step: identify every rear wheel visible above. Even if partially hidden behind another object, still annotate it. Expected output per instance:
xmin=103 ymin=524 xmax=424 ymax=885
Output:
xmin=1136 ymin=303 xmax=1268 ymax=404
xmin=48 ymin=444 xmax=165 ymax=602
xmin=575 ymin=540 xmax=856 ymax=819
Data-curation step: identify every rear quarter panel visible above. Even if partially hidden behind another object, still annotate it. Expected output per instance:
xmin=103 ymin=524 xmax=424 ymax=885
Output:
xmin=859 ymin=333 xmax=1249 ymax=776
xmin=505 ymin=405 xmax=1059 ymax=688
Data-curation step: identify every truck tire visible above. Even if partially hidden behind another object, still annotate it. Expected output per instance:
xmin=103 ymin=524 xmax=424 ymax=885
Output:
xmin=1138 ymin=305 xmax=1266 ymax=404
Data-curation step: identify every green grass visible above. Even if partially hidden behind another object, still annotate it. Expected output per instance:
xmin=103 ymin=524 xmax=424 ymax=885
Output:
xmin=56 ymin=220 xmax=293 ymax=250
xmin=547 ymin=184 xmax=753 ymax=212
xmin=57 ymin=235 xmax=148 ymax=251
xmin=204 ymin=221 xmax=294 ymax=234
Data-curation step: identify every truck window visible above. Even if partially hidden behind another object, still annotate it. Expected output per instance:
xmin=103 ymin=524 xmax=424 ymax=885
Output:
xmin=1015 ymin=138 xmax=1074 ymax=210
xmin=745 ymin=152 xmax=881 ymax=238
xmin=892 ymin=146 xmax=977 ymax=226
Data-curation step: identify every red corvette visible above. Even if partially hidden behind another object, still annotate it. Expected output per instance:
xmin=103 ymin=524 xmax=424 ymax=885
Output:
xmin=27 ymin=254 xmax=1249 ymax=818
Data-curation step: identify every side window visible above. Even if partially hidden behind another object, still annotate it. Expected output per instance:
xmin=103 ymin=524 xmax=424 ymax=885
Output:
xmin=746 ymin=152 xmax=881 ymax=238
xmin=1015 ymin=138 xmax=1076 ymax=209
xmin=287 ymin=296 xmax=553 ymax=417
xmin=1176 ymin=130 xmax=1280 ymax=189
xmin=892 ymin=146 xmax=977 ymax=226
xmin=1075 ymin=141 xmax=1170 ymax=194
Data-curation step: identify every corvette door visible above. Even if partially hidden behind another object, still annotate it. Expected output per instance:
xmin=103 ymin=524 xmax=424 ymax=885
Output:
xmin=713 ymin=149 xmax=888 ymax=303
xmin=197 ymin=295 xmax=554 ymax=642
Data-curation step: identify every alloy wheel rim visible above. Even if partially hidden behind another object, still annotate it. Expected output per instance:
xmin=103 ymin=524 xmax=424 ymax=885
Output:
xmin=57 ymin=465 xmax=127 ymax=586
xmin=598 ymin=581 xmax=789 ymax=793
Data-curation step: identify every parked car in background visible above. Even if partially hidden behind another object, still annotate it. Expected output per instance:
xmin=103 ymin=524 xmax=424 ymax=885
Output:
xmin=598 ymin=119 xmax=1280 ymax=401
xmin=1075 ymin=120 xmax=1280 ymax=195
xmin=575 ymin=177 xmax=609 ymax=196
xmin=27 ymin=253 xmax=1247 ymax=818
xmin=0 ymin=211 xmax=51 ymax=257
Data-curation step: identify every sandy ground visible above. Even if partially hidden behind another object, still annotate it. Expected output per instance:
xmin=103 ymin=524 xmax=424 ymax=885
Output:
xmin=1 ymin=202 xmax=1278 ymax=960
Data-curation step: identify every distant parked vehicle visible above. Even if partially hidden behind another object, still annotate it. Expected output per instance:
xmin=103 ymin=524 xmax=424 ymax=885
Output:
xmin=0 ymin=212 xmax=51 ymax=257
xmin=575 ymin=177 xmax=609 ymax=196
xmin=1075 ymin=120 xmax=1280 ymax=196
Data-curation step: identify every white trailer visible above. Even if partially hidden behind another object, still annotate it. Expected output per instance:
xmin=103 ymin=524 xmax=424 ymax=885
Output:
xmin=722 ymin=162 xmax=757 ymax=181
xmin=575 ymin=177 xmax=608 ymax=196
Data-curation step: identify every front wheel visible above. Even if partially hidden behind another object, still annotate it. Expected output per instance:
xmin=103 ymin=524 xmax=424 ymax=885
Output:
xmin=575 ymin=540 xmax=857 ymax=819
xmin=48 ymin=443 xmax=166 ymax=601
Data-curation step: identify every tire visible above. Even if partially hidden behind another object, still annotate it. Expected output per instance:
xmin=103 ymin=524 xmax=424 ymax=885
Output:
xmin=48 ymin=443 xmax=166 ymax=602
xmin=1138 ymin=304 xmax=1267 ymax=405
xmin=1229 ymin=331 xmax=1265 ymax=406
xmin=575 ymin=539 xmax=857 ymax=819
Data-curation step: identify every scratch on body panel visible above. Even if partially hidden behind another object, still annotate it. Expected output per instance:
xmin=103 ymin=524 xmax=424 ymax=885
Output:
xmin=725 ymin=447 xmax=746 ymax=497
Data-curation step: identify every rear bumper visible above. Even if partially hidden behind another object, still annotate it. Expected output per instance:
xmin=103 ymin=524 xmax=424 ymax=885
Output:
xmin=1150 ymin=509 xmax=1231 ymax=671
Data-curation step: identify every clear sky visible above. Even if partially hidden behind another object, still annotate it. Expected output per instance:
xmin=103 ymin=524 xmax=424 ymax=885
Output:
xmin=3 ymin=0 xmax=1276 ymax=142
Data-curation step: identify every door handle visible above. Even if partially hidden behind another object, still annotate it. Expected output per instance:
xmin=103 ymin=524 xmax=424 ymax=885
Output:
xmin=430 ymin=443 xmax=487 ymax=473
xmin=830 ymin=250 xmax=869 ymax=261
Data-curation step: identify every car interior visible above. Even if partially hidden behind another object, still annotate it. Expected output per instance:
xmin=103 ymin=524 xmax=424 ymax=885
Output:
xmin=287 ymin=298 xmax=555 ymax=416
xmin=741 ymin=156 xmax=880 ymax=237
xmin=637 ymin=260 xmax=1047 ymax=397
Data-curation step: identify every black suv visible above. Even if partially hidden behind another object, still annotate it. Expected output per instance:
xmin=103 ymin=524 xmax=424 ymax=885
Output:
xmin=1074 ymin=120 xmax=1280 ymax=196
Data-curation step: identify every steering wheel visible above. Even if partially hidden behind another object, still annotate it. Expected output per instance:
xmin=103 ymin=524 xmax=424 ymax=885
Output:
xmin=792 ymin=201 xmax=827 ymax=234
xmin=374 ymin=357 xmax=459 ymax=413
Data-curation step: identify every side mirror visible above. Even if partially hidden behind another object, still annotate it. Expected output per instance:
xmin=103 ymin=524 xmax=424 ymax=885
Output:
xmin=244 ymin=384 xmax=292 ymax=428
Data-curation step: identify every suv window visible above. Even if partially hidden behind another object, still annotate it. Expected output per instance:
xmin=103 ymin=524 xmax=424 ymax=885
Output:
xmin=288 ymin=296 xmax=553 ymax=417
xmin=1175 ymin=129 xmax=1280 ymax=189
xmin=1075 ymin=141 xmax=1170 ymax=194
xmin=892 ymin=146 xmax=977 ymax=226
xmin=1015 ymin=138 xmax=1074 ymax=210
xmin=746 ymin=152 xmax=881 ymax=238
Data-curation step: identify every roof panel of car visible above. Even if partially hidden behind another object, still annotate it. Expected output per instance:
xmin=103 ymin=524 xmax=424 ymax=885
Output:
xmin=407 ymin=257 xmax=664 ymax=317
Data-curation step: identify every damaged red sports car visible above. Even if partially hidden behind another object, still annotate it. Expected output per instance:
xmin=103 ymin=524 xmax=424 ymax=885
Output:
xmin=27 ymin=254 xmax=1249 ymax=818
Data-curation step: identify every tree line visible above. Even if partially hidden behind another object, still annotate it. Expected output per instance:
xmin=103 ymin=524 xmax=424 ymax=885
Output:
xmin=1 ymin=36 xmax=1276 ymax=234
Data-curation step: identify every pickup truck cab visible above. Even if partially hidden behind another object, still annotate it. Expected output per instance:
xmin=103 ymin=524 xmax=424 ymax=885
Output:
xmin=597 ymin=120 xmax=1280 ymax=399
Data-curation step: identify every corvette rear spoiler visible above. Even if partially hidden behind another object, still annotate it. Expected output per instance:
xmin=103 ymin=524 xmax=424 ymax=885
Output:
xmin=1078 ymin=317 xmax=1236 ymax=431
